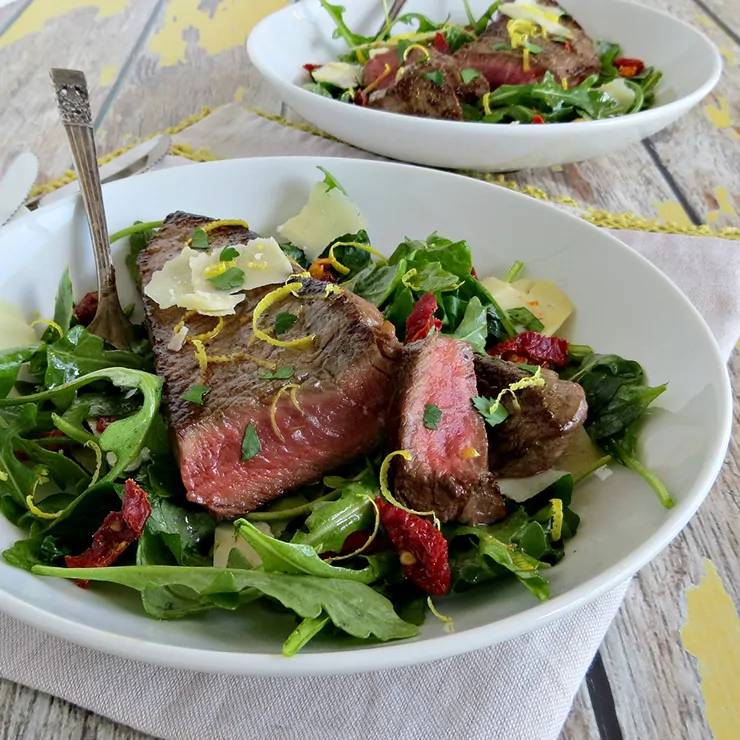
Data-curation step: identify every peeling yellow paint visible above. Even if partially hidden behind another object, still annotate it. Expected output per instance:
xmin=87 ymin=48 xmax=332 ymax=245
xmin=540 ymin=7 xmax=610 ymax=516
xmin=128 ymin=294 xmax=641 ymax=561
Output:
xmin=681 ymin=560 xmax=740 ymax=740
xmin=0 ymin=0 xmax=128 ymax=50
xmin=655 ymin=201 xmax=692 ymax=228
xmin=696 ymin=14 xmax=717 ymax=29
xmin=99 ymin=65 xmax=118 ymax=87
xmin=704 ymin=97 xmax=740 ymax=139
xmin=148 ymin=0 xmax=288 ymax=67
xmin=706 ymin=187 xmax=737 ymax=224
xmin=233 ymin=86 xmax=246 ymax=103
xmin=718 ymin=46 xmax=738 ymax=67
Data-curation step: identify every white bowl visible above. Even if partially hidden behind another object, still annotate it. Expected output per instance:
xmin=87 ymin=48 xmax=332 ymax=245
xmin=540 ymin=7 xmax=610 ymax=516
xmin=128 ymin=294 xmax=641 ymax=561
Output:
xmin=0 ymin=157 xmax=731 ymax=676
xmin=248 ymin=0 xmax=722 ymax=171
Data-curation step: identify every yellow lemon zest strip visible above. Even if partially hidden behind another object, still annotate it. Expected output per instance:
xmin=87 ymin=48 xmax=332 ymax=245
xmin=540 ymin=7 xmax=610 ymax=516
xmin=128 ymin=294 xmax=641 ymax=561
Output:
xmin=204 ymin=260 xmax=237 ymax=278
xmin=364 ymin=63 xmax=392 ymax=95
xmin=481 ymin=366 xmax=546 ymax=418
xmin=379 ymin=450 xmax=441 ymax=529
xmin=25 ymin=468 xmax=58 ymax=520
xmin=427 ymin=597 xmax=455 ymax=632
xmin=207 ymin=352 xmax=277 ymax=371
xmin=324 ymin=284 xmax=343 ymax=298
xmin=253 ymin=284 xmax=316 ymax=349
xmin=326 ymin=495 xmax=380 ymax=563
xmin=269 ymin=383 xmax=301 ymax=442
xmin=173 ymin=310 xmax=196 ymax=335
xmin=184 ymin=219 xmax=251 ymax=246
xmin=84 ymin=439 xmax=103 ymax=487
xmin=188 ymin=316 xmax=224 ymax=343
xmin=328 ymin=241 xmax=388 ymax=275
xmin=561 ymin=77 xmax=568 ymax=90
xmin=289 ymin=385 xmax=303 ymax=414
xmin=403 ymin=43 xmax=431 ymax=62
xmin=192 ymin=339 xmax=208 ymax=376
xmin=551 ymin=498 xmax=564 ymax=542
xmin=31 ymin=319 xmax=63 ymax=337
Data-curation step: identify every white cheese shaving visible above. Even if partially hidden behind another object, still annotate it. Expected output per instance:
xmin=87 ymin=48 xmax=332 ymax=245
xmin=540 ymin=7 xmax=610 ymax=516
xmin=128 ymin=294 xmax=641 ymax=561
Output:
xmin=278 ymin=182 xmax=367 ymax=262
xmin=497 ymin=469 xmax=569 ymax=502
xmin=499 ymin=1 xmax=574 ymax=38
xmin=594 ymin=465 xmax=614 ymax=482
xmin=167 ymin=325 xmax=189 ymax=352
xmin=598 ymin=78 xmax=636 ymax=110
xmin=311 ymin=62 xmax=362 ymax=89
xmin=0 ymin=300 xmax=39 ymax=350
xmin=213 ymin=521 xmax=272 ymax=568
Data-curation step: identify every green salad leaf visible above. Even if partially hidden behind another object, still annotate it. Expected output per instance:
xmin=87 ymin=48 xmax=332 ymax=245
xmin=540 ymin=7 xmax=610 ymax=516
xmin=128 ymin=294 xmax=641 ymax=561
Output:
xmin=451 ymin=297 xmax=487 ymax=354
xmin=0 ymin=347 xmax=35 ymax=399
xmin=42 ymin=269 xmax=74 ymax=342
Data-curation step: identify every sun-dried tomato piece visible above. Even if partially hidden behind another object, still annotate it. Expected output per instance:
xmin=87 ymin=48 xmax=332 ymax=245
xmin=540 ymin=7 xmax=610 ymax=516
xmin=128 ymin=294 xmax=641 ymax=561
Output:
xmin=488 ymin=331 xmax=569 ymax=369
xmin=354 ymin=89 xmax=369 ymax=107
xmin=614 ymin=57 xmax=645 ymax=78
xmin=96 ymin=416 xmax=117 ymax=434
xmin=376 ymin=498 xmax=450 ymax=595
xmin=65 ymin=479 xmax=151 ymax=581
xmin=470 ymin=267 xmax=478 ymax=279
xmin=532 ymin=114 xmax=546 ymax=124
xmin=319 ymin=531 xmax=392 ymax=560
xmin=303 ymin=63 xmax=322 ymax=73
xmin=434 ymin=32 xmax=451 ymax=54
xmin=563 ymin=41 xmax=573 ymax=52
xmin=405 ymin=293 xmax=442 ymax=344
xmin=308 ymin=258 xmax=337 ymax=283
xmin=73 ymin=291 xmax=98 ymax=327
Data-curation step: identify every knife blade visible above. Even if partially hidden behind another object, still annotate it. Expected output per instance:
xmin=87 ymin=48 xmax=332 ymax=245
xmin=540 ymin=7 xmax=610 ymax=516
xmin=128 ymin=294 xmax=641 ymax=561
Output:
xmin=0 ymin=152 xmax=39 ymax=227
xmin=27 ymin=134 xmax=171 ymax=209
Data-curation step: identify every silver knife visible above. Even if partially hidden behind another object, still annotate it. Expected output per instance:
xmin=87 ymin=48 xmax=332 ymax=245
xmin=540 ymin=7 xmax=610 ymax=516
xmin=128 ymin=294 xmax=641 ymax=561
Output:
xmin=0 ymin=152 xmax=39 ymax=227
xmin=27 ymin=133 xmax=171 ymax=209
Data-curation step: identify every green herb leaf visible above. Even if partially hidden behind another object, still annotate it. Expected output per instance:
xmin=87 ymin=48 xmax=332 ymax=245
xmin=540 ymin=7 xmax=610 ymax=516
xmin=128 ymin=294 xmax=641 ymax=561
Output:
xmin=241 ymin=423 xmax=261 ymax=461
xmin=207 ymin=267 xmax=245 ymax=291
xmin=317 ymin=165 xmax=347 ymax=195
xmin=342 ymin=260 xmax=407 ymax=307
xmin=274 ymin=312 xmax=298 ymax=335
xmin=424 ymin=70 xmax=446 ymax=87
xmin=191 ymin=228 xmax=209 ymax=250
xmin=124 ymin=222 xmax=157 ymax=282
xmin=423 ymin=403 xmax=442 ymax=430
xmin=507 ymin=307 xmax=544 ymax=332
xmin=460 ymin=68 xmax=483 ymax=84
xmin=43 ymin=269 xmax=74 ymax=342
xmin=474 ymin=0 xmax=502 ymax=35
xmin=279 ymin=242 xmax=310 ymax=269
xmin=317 ymin=0 xmax=375 ymax=47
xmin=491 ymin=42 xmax=510 ymax=51
xmin=451 ymin=297 xmax=487 ymax=354
xmin=524 ymin=40 xmax=543 ymax=54
xmin=472 ymin=395 xmax=509 ymax=428
xmin=303 ymin=82 xmax=335 ymax=98
xmin=220 ymin=246 xmax=240 ymax=262
xmin=0 ymin=347 xmax=35 ymax=399
xmin=258 ymin=365 xmax=294 ymax=380
xmin=181 ymin=384 xmax=210 ymax=404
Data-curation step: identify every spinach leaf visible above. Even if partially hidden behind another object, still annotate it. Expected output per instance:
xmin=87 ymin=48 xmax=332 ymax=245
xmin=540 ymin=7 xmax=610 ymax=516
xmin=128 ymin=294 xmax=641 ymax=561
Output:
xmin=42 ymin=269 xmax=74 ymax=342
xmin=279 ymin=242 xmax=310 ymax=269
xmin=34 ymin=564 xmax=419 ymax=644
xmin=403 ymin=263 xmax=461 ymax=294
xmin=383 ymin=286 xmax=416 ymax=340
xmin=0 ymin=347 xmax=35 ymax=399
xmin=342 ymin=259 xmax=407 ymax=307
xmin=508 ymin=307 xmax=544 ymax=332
xmin=450 ymin=297 xmax=487 ymax=353
xmin=321 ymin=230 xmax=372 ymax=277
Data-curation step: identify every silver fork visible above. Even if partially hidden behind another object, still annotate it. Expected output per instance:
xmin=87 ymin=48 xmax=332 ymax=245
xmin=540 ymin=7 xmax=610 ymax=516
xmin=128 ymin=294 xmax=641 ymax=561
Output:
xmin=49 ymin=68 xmax=132 ymax=351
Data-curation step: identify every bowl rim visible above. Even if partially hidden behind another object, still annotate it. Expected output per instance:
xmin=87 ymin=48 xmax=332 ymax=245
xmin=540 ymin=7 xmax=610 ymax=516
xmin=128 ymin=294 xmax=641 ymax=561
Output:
xmin=247 ymin=0 xmax=724 ymax=134
xmin=0 ymin=156 xmax=733 ymax=677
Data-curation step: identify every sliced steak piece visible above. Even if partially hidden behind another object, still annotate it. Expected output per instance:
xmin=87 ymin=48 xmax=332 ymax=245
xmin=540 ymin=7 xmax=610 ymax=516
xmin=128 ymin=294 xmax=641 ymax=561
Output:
xmin=363 ymin=46 xmax=427 ymax=91
xmin=454 ymin=1 xmax=600 ymax=90
xmin=474 ymin=355 xmax=588 ymax=478
xmin=390 ymin=335 xmax=506 ymax=526
xmin=138 ymin=212 xmax=401 ymax=519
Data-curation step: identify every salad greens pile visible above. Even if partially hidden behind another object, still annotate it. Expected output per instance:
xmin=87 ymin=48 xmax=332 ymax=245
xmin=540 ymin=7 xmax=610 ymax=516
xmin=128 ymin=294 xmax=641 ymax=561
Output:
xmin=0 ymin=176 xmax=670 ymax=656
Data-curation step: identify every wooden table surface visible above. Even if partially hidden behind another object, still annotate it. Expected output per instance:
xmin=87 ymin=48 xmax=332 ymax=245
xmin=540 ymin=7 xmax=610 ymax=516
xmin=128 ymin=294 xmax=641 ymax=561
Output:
xmin=1 ymin=1 xmax=739 ymax=739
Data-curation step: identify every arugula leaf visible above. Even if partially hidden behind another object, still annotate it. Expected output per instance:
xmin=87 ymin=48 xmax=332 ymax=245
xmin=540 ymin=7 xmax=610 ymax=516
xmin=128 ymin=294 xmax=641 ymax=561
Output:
xmin=3 ymin=534 xmax=69 ymax=571
xmin=282 ymin=615 xmax=330 ymax=657
xmin=450 ymin=297 xmax=487 ymax=354
xmin=393 ymin=12 xmax=442 ymax=34
xmin=220 ymin=246 xmax=240 ymax=262
xmin=241 ymin=423 xmax=261 ymax=461
xmin=207 ymin=267 xmax=244 ymax=291
xmin=342 ymin=260 xmax=407 ymax=307
xmin=508 ymin=307 xmax=544 ymax=332
xmin=182 ymin=384 xmax=210 ymax=404
xmin=424 ymin=71 xmax=445 ymax=87
xmin=274 ymin=312 xmax=298 ymax=335
xmin=147 ymin=495 xmax=215 ymax=567
xmin=258 ymin=365 xmax=294 ymax=380
xmin=303 ymin=81 xmax=336 ymax=98
xmin=482 ymin=106 xmax=536 ymax=124
xmin=191 ymin=228 xmax=209 ymax=250
xmin=42 ymin=269 xmax=74 ymax=343
xmin=33 ymin=564 xmax=419 ymax=644
xmin=125 ymin=222 xmax=156 ymax=282
xmin=472 ymin=395 xmax=509 ymax=428
xmin=0 ymin=405 xmax=46 ymax=511
xmin=317 ymin=165 xmax=348 ymax=195
xmin=461 ymin=68 xmax=482 ymax=84
xmin=279 ymin=242 xmax=310 ymax=269
xmin=474 ymin=1 xmax=502 ymax=35
xmin=0 ymin=347 xmax=35 ymax=399
xmin=423 ymin=404 xmax=442 ymax=430
xmin=317 ymin=0 xmax=374 ymax=47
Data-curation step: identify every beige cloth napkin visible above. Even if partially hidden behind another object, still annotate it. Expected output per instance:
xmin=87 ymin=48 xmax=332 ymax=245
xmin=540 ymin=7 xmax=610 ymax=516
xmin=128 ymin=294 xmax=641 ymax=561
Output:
xmin=0 ymin=105 xmax=738 ymax=740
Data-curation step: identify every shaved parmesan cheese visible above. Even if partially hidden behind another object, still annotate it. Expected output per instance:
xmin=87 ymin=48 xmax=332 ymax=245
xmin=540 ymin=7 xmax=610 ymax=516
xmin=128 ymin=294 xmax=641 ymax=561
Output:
xmin=481 ymin=275 xmax=574 ymax=336
xmin=312 ymin=62 xmax=362 ymax=89
xmin=598 ymin=78 xmax=636 ymax=109
xmin=498 ymin=469 xmax=569 ymax=503
xmin=0 ymin=300 xmax=40 ymax=350
xmin=278 ymin=182 xmax=367 ymax=262
xmin=144 ymin=238 xmax=292 ymax=317
xmin=213 ymin=521 xmax=272 ymax=568
xmin=167 ymin=325 xmax=189 ymax=351
xmin=499 ymin=1 xmax=574 ymax=38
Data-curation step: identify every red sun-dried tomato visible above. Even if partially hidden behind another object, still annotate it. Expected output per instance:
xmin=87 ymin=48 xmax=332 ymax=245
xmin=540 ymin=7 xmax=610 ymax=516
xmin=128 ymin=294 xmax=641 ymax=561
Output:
xmin=376 ymin=498 xmax=450 ymax=596
xmin=614 ymin=57 xmax=645 ymax=78
xmin=308 ymin=258 xmax=337 ymax=283
xmin=488 ymin=331 xmax=569 ymax=369
xmin=320 ymin=530 xmax=392 ymax=560
xmin=65 ymin=479 xmax=151 ymax=584
xmin=73 ymin=291 xmax=98 ymax=327
xmin=354 ymin=89 xmax=369 ymax=107
xmin=303 ymin=63 xmax=322 ymax=73
xmin=470 ymin=266 xmax=478 ymax=279
xmin=405 ymin=293 xmax=443 ymax=344
xmin=434 ymin=31 xmax=451 ymax=54
xmin=532 ymin=114 xmax=546 ymax=124
xmin=96 ymin=416 xmax=117 ymax=434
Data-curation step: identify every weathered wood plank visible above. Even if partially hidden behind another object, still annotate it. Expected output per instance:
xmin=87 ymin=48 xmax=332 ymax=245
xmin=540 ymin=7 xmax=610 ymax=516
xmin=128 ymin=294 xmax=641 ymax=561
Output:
xmin=639 ymin=0 xmax=740 ymax=229
xmin=692 ymin=0 xmax=740 ymax=41
xmin=96 ymin=0 xmax=288 ymax=157
xmin=601 ymin=351 xmax=740 ymax=740
xmin=0 ymin=0 xmax=159 ymax=178
xmin=559 ymin=683 xmax=600 ymax=740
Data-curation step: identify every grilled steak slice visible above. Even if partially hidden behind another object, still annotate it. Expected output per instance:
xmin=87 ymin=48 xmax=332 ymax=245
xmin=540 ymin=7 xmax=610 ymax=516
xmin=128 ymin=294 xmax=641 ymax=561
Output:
xmin=474 ymin=355 xmax=588 ymax=478
xmin=390 ymin=335 xmax=506 ymax=525
xmin=138 ymin=212 xmax=401 ymax=519
xmin=454 ymin=1 xmax=600 ymax=90
xmin=363 ymin=46 xmax=427 ymax=91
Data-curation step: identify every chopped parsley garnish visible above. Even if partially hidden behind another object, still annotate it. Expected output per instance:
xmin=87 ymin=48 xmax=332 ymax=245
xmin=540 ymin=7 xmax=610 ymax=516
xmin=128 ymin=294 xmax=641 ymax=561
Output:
xmin=274 ymin=312 xmax=298 ymax=335
xmin=524 ymin=41 xmax=543 ymax=54
xmin=491 ymin=42 xmax=510 ymax=51
xmin=472 ymin=396 xmax=510 ymax=428
xmin=424 ymin=71 xmax=446 ymax=87
xmin=220 ymin=246 xmax=240 ymax=261
xmin=208 ymin=266 xmax=245 ymax=291
xmin=423 ymin=404 xmax=443 ymax=430
xmin=191 ymin=228 xmax=209 ymax=250
xmin=460 ymin=68 xmax=482 ymax=84
xmin=241 ymin=423 xmax=261 ymax=460
xmin=317 ymin=166 xmax=347 ymax=195
xmin=552 ymin=35 xmax=568 ymax=43
xmin=181 ymin=384 xmax=210 ymax=405
xmin=259 ymin=365 xmax=294 ymax=380
xmin=508 ymin=307 xmax=544 ymax=332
